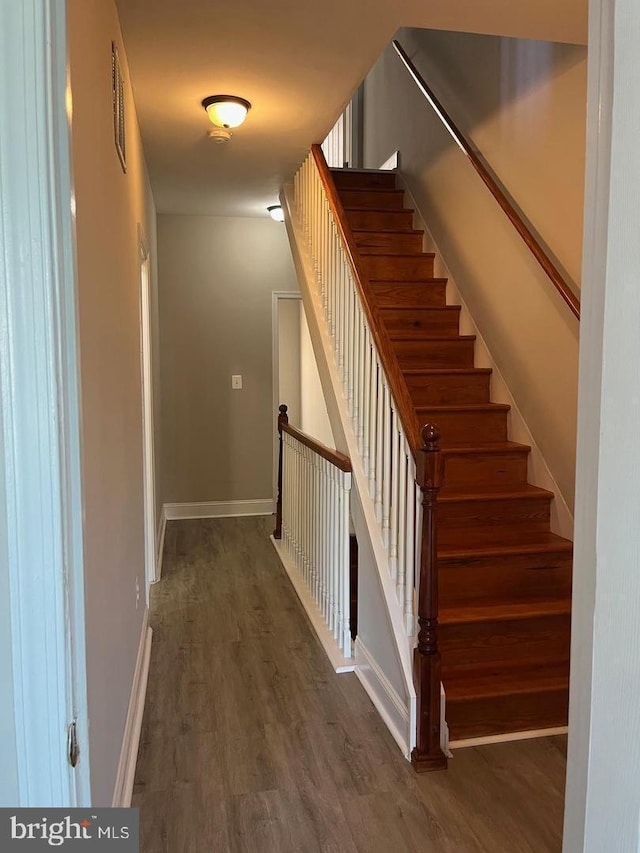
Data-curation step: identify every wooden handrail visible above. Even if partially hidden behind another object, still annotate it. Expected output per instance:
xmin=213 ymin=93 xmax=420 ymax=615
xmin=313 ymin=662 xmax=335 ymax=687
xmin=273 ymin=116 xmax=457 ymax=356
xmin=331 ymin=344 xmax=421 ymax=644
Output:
xmin=274 ymin=403 xmax=351 ymax=540
xmin=281 ymin=419 xmax=352 ymax=472
xmin=392 ymin=39 xmax=581 ymax=321
xmin=311 ymin=144 xmax=422 ymax=452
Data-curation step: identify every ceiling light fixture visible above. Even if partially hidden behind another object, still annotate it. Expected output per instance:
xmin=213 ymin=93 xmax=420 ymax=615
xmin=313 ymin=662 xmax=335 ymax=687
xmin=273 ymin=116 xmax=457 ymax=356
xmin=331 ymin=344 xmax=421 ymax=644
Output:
xmin=202 ymin=95 xmax=251 ymax=130
xmin=268 ymin=205 xmax=285 ymax=222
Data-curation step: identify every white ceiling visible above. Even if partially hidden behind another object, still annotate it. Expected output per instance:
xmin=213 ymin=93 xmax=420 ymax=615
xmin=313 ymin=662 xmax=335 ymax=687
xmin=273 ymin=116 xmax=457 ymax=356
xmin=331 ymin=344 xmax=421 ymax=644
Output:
xmin=116 ymin=0 xmax=587 ymax=217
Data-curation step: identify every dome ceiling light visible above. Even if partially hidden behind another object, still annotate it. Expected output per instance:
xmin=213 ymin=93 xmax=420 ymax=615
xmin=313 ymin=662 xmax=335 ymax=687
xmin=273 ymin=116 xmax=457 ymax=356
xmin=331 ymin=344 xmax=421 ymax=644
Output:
xmin=268 ymin=205 xmax=285 ymax=222
xmin=202 ymin=95 xmax=251 ymax=144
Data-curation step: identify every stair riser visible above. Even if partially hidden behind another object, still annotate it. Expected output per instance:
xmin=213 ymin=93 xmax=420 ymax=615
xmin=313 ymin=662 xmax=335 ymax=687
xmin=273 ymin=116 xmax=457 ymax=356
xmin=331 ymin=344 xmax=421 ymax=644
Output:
xmin=405 ymin=372 xmax=491 ymax=405
xmin=371 ymin=282 xmax=447 ymax=308
xmin=414 ymin=409 xmax=509 ymax=444
xmin=363 ymin=254 xmax=435 ymax=281
xmin=440 ymin=613 xmax=570 ymax=667
xmin=439 ymin=552 xmax=573 ymax=606
xmin=345 ymin=209 xmax=414 ymax=230
xmin=381 ymin=309 xmax=460 ymax=336
xmin=339 ymin=189 xmax=406 ymax=209
xmin=331 ymin=171 xmax=397 ymax=190
xmin=442 ymin=451 xmax=529 ymax=488
xmin=394 ymin=339 xmax=475 ymax=369
xmin=446 ymin=688 xmax=569 ymax=740
xmin=438 ymin=496 xmax=551 ymax=542
xmin=354 ymin=231 xmax=423 ymax=253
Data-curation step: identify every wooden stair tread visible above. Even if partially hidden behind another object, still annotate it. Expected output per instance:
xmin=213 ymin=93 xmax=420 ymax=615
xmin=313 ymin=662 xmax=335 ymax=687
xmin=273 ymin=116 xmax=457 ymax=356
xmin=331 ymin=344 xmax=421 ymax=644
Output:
xmin=443 ymin=660 xmax=569 ymax=700
xmin=339 ymin=186 xmax=403 ymax=194
xmin=440 ymin=441 xmax=531 ymax=455
xmin=370 ymin=277 xmax=448 ymax=285
xmin=343 ymin=205 xmax=415 ymax=215
xmin=403 ymin=368 xmax=492 ymax=375
xmin=438 ymin=483 xmax=554 ymax=502
xmin=391 ymin=333 xmax=476 ymax=342
xmin=352 ymin=228 xmax=423 ymax=236
xmin=440 ymin=598 xmax=571 ymax=625
xmin=439 ymin=531 xmax=572 ymax=560
xmin=415 ymin=402 xmax=510 ymax=414
xmin=360 ymin=251 xmax=435 ymax=259
xmin=379 ymin=305 xmax=460 ymax=313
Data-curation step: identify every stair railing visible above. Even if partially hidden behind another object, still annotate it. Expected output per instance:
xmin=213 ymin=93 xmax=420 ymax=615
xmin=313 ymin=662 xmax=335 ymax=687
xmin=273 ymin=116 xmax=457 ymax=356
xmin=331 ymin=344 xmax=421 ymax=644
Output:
xmin=274 ymin=405 xmax=353 ymax=657
xmin=392 ymin=39 xmax=580 ymax=321
xmin=292 ymin=146 xmax=448 ymax=768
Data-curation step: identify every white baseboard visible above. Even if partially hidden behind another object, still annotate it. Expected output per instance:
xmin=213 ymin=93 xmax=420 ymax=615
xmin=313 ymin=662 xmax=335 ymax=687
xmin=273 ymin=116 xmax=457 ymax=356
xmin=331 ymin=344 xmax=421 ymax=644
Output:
xmin=354 ymin=637 xmax=411 ymax=759
xmin=270 ymin=536 xmax=355 ymax=673
xmin=163 ymin=499 xmax=274 ymax=520
xmin=155 ymin=508 xmax=166 ymax=581
xmin=449 ymin=725 xmax=569 ymax=751
xmin=112 ymin=609 xmax=153 ymax=807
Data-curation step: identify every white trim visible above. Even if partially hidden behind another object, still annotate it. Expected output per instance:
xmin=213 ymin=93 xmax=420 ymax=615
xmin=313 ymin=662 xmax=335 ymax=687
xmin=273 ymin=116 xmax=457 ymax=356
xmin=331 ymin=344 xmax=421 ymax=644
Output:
xmin=270 ymin=537 xmax=355 ymax=673
xmin=112 ymin=610 xmax=153 ymax=807
xmin=271 ymin=291 xmax=302 ymax=502
xmin=0 ymin=0 xmax=90 ymax=805
xmin=450 ymin=726 xmax=568 ymax=751
xmin=354 ymin=638 xmax=411 ymax=758
xmin=164 ymin=499 xmax=274 ymax=520
xmin=138 ymin=225 xmax=157 ymax=599
xmin=378 ymin=150 xmax=400 ymax=171
xmin=155 ymin=507 xmax=167 ymax=581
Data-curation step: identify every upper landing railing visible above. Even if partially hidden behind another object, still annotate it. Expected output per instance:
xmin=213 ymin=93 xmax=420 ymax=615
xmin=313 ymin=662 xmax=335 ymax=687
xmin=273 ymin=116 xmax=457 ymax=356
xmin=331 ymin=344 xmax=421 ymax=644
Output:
xmin=392 ymin=39 xmax=581 ymax=321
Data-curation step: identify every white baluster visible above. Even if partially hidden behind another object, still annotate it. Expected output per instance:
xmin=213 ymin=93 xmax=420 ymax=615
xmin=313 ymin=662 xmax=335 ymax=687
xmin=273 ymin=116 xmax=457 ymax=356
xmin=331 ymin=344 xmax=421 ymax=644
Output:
xmin=404 ymin=443 xmax=416 ymax=636
xmin=368 ymin=359 xmax=377 ymax=500
xmin=382 ymin=380 xmax=391 ymax=548
xmin=375 ymin=367 xmax=384 ymax=523
xmin=362 ymin=326 xmax=371 ymax=477
xmin=389 ymin=409 xmax=399 ymax=580
xmin=396 ymin=435 xmax=407 ymax=609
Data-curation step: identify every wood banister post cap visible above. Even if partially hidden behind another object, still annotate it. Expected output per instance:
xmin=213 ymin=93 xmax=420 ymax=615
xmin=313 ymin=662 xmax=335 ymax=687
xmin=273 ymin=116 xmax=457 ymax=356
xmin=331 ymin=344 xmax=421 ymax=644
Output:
xmin=417 ymin=422 xmax=442 ymax=491
xmin=278 ymin=403 xmax=289 ymax=424
xmin=421 ymin=423 xmax=440 ymax=451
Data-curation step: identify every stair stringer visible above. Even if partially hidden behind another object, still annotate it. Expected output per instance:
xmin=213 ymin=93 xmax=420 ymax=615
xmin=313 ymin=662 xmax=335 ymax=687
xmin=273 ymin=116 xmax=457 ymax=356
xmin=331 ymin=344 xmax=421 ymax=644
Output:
xmin=281 ymin=183 xmax=417 ymax=759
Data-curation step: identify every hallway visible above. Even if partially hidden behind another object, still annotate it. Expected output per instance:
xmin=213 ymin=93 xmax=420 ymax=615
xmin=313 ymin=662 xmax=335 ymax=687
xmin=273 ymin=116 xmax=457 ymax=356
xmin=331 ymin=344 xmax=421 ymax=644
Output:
xmin=133 ymin=517 xmax=566 ymax=852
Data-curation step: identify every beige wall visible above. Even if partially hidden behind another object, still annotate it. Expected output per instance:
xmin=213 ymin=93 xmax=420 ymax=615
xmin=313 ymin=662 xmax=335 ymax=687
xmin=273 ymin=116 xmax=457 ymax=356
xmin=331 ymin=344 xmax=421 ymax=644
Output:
xmin=158 ymin=215 xmax=299 ymax=505
xmin=300 ymin=305 xmax=334 ymax=448
xmin=68 ymin=0 xmax=159 ymax=805
xmin=363 ymin=30 xmax=585 ymax=509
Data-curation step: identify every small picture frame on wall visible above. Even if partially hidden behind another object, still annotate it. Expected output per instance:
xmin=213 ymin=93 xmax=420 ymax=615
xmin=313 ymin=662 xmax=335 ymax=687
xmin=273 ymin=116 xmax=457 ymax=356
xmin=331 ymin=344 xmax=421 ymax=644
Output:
xmin=111 ymin=41 xmax=126 ymax=173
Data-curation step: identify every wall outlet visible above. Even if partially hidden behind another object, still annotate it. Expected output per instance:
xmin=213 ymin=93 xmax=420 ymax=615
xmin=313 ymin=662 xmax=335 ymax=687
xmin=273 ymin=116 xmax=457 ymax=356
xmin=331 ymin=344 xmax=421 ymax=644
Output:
xmin=231 ymin=374 xmax=242 ymax=390
xmin=135 ymin=576 xmax=140 ymax=609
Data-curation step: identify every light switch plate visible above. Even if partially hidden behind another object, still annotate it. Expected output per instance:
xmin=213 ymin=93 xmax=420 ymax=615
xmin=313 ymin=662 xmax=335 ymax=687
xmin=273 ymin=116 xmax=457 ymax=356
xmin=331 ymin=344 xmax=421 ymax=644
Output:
xmin=231 ymin=374 xmax=242 ymax=390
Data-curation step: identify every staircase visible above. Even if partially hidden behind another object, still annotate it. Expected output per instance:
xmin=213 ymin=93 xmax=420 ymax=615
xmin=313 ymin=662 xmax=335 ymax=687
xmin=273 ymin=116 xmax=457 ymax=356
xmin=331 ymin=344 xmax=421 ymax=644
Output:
xmin=332 ymin=167 xmax=572 ymax=742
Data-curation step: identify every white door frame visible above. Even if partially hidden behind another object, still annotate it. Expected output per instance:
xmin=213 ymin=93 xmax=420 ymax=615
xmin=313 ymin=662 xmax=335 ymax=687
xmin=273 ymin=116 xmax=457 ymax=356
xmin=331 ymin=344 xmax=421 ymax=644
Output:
xmin=138 ymin=226 xmax=157 ymax=597
xmin=563 ymin=0 xmax=640 ymax=849
xmin=271 ymin=291 xmax=302 ymax=502
xmin=0 ymin=0 xmax=90 ymax=805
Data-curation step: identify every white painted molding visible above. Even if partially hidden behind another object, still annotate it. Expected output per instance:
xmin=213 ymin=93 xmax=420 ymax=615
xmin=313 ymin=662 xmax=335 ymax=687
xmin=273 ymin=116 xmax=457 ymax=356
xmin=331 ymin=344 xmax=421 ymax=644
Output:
xmin=155 ymin=508 xmax=167 ymax=581
xmin=400 ymin=178 xmax=575 ymax=540
xmin=450 ymin=726 xmax=568 ymax=751
xmin=270 ymin=537 xmax=355 ymax=673
xmin=0 ymin=0 xmax=90 ymax=806
xmin=354 ymin=638 xmax=411 ymax=759
xmin=164 ymin=499 xmax=274 ymax=520
xmin=112 ymin=609 xmax=153 ymax=808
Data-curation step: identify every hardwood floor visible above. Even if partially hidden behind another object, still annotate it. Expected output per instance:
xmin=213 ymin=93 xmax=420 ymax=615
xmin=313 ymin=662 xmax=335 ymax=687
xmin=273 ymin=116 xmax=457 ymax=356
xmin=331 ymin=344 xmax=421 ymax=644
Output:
xmin=133 ymin=517 xmax=567 ymax=852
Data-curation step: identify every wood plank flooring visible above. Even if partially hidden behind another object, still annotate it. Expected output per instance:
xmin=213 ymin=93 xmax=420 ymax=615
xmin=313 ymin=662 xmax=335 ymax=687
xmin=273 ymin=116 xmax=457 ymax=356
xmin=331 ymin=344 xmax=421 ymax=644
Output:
xmin=133 ymin=517 xmax=567 ymax=852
